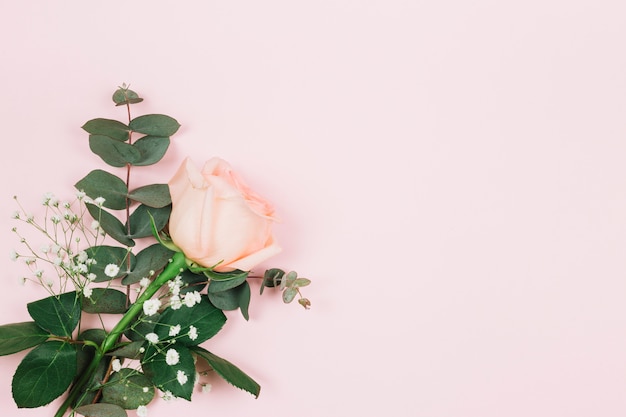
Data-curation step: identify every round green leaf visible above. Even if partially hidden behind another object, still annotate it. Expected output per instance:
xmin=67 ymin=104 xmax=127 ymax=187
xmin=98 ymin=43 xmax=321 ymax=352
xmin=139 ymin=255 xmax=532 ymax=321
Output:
xmin=112 ymin=87 xmax=144 ymax=106
xmin=128 ymin=184 xmax=171 ymax=208
xmin=129 ymin=114 xmax=180 ymax=137
xmin=82 ymin=118 xmax=130 ymax=142
xmin=82 ymin=288 xmax=128 ymax=314
xmin=132 ymin=136 xmax=170 ymax=166
xmin=128 ymin=204 xmax=171 ymax=239
xmin=27 ymin=292 xmax=81 ymax=337
xmin=86 ymin=203 xmax=135 ymax=247
xmin=102 ymin=368 xmax=154 ymax=409
xmin=75 ymin=170 xmax=129 ymax=210
xmin=89 ymin=135 xmax=141 ymax=167
xmin=0 ymin=322 xmax=49 ymax=356
xmin=282 ymin=287 xmax=298 ymax=304
xmin=12 ymin=341 xmax=77 ymax=408
xmin=122 ymin=244 xmax=174 ymax=285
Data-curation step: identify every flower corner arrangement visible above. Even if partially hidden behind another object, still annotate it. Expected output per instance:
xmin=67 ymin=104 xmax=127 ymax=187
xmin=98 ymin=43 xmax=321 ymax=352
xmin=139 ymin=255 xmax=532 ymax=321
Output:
xmin=1 ymin=85 xmax=311 ymax=417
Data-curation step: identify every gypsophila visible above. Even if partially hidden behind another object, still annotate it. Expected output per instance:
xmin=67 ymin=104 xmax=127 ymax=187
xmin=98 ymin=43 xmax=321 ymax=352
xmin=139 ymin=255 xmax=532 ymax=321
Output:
xmin=104 ymin=264 xmax=120 ymax=278
xmin=169 ymin=324 xmax=181 ymax=337
xmin=137 ymin=405 xmax=148 ymax=417
xmin=145 ymin=333 xmax=159 ymax=344
xmin=176 ymin=370 xmax=188 ymax=385
xmin=188 ymin=325 xmax=198 ymax=341
xmin=143 ymin=299 xmax=161 ymax=316
xmin=111 ymin=359 xmax=122 ymax=372
xmin=165 ymin=349 xmax=179 ymax=366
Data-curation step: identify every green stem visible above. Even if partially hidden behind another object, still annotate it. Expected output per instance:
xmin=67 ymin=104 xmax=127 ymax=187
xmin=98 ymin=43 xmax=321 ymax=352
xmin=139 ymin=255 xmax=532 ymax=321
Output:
xmin=53 ymin=251 xmax=188 ymax=417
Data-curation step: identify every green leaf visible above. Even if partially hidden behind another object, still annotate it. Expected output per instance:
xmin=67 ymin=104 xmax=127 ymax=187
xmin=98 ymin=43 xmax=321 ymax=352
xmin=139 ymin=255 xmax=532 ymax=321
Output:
xmin=129 ymin=114 xmax=180 ymax=137
xmin=102 ymin=368 xmax=155 ymax=409
xmin=75 ymin=170 xmax=129 ymax=210
xmin=86 ymin=203 xmax=135 ymax=247
xmin=107 ymin=341 xmax=144 ymax=359
xmin=82 ymin=118 xmax=130 ymax=142
xmin=84 ymin=245 xmax=134 ymax=283
xmin=82 ymin=288 xmax=128 ymax=314
xmin=178 ymin=269 xmax=208 ymax=294
xmin=89 ymin=135 xmax=141 ymax=167
xmin=0 ymin=322 xmax=49 ymax=356
xmin=282 ymin=287 xmax=298 ymax=304
xmin=124 ymin=314 xmax=160 ymax=342
xmin=113 ymin=87 xmax=144 ymax=106
xmin=12 ymin=341 xmax=77 ymax=408
xmin=128 ymin=204 xmax=171 ymax=239
xmin=208 ymin=281 xmax=251 ymax=320
xmin=27 ymin=292 xmax=81 ymax=337
xmin=193 ymin=347 xmax=260 ymax=398
xmin=156 ymin=296 xmax=226 ymax=346
xmin=76 ymin=329 xmax=108 ymax=377
xmin=132 ymin=136 xmax=170 ymax=166
xmin=75 ymin=403 xmax=127 ymax=417
xmin=206 ymin=269 xmax=249 ymax=293
xmin=142 ymin=344 xmax=195 ymax=400
xmin=122 ymin=244 xmax=174 ymax=285
xmin=293 ymin=278 xmax=311 ymax=288
xmin=128 ymin=184 xmax=171 ymax=208
xmin=260 ymin=268 xmax=285 ymax=294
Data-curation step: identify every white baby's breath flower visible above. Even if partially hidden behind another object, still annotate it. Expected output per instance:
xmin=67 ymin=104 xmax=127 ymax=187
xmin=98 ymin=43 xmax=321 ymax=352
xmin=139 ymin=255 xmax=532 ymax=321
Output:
xmin=162 ymin=391 xmax=174 ymax=401
xmin=11 ymin=211 xmax=20 ymax=219
xmin=176 ymin=370 xmax=188 ymax=385
xmin=137 ymin=405 xmax=148 ymax=417
xmin=87 ymin=273 xmax=97 ymax=281
xmin=104 ymin=264 xmax=120 ymax=278
xmin=111 ymin=358 xmax=122 ymax=372
xmin=165 ymin=349 xmax=179 ymax=366
xmin=76 ymin=191 xmax=86 ymax=200
xmin=184 ymin=291 xmax=202 ymax=308
xmin=201 ymin=383 xmax=212 ymax=394
xmin=142 ymin=387 xmax=149 ymax=393
xmin=145 ymin=333 xmax=159 ymax=344
xmin=139 ymin=277 xmax=150 ymax=288
xmin=91 ymin=220 xmax=100 ymax=230
xmin=169 ymin=324 xmax=181 ymax=337
xmin=143 ymin=299 xmax=161 ymax=316
xmin=94 ymin=197 xmax=106 ymax=206
xmin=34 ymin=270 xmax=44 ymax=278
xmin=40 ymin=245 xmax=50 ymax=254
xmin=9 ymin=250 xmax=18 ymax=261
xmin=77 ymin=251 xmax=88 ymax=263
xmin=83 ymin=287 xmax=93 ymax=298
xmin=188 ymin=325 xmax=198 ymax=341
xmin=169 ymin=295 xmax=182 ymax=310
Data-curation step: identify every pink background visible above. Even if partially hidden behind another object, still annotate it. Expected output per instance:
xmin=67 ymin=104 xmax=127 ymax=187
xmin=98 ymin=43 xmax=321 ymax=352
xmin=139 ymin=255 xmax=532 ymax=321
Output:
xmin=1 ymin=1 xmax=626 ymax=416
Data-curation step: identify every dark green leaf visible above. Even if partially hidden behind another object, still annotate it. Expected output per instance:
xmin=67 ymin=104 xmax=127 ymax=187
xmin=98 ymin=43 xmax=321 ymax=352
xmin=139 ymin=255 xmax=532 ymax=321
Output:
xmin=129 ymin=114 xmax=180 ymax=137
xmin=124 ymin=314 xmax=159 ymax=342
xmin=206 ymin=269 xmax=249 ymax=293
xmin=0 ymin=322 xmax=48 ymax=356
xmin=27 ymin=292 xmax=81 ymax=337
xmin=86 ymin=203 xmax=135 ymax=247
xmin=132 ymin=136 xmax=170 ymax=166
xmin=76 ymin=329 xmax=108 ymax=376
xmin=102 ymin=368 xmax=154 ymax=409
xmin=107 ymin=341 xmax=144 ymax=359
xmin=89 ymin=135 xmax=141 ymax=167
xmin=75 ymin=403 xmax=127 ymax=417
xmin=82 ymin=118 xmax=130 ymax=142
xmin=75 ymin=170 xmax=128 ymax=210
xmin=193 ymin=347 xmax=260 ymax=398
xmin=260 ymin=268 xmax=285 ymax=294
xmin=122 ymin=244 xmax=174 ymax=285
xmin=113 ymin=87 xmax=143 ymax=106
xmin=142 ymin=344 xmax=195 ymax=400
xmin=82 ymin=288 xmax=128 ymax=314
xmin=84 ymin=245 xmax=134 ymax=283
xmin=12 ymin=341 xmax=77 ymax=408
xmin=208 ymin=282 xmax=251 ymax=320
xmin=178 ymin=269 xmax=208 ymax=294
xmin=128 ymin=184 xmax=171 ymax=208
xmin=156 ymin=296 xmax=226 ymax=346
xmin=128 ymin=204 xmax=171 ymax=239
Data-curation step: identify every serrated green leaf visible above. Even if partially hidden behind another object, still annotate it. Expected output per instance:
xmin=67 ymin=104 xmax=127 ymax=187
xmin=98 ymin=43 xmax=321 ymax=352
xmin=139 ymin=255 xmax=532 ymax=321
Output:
xmin=128 ymin=184 xmax=171 ymax=208
xmin=113 ymin=87 xmax=143 ymax=106
xmin=193 ymin=347 xmax=260 ymax=398
xmin=89 ymin=135 xmax=141 ymax=167
xmin=129 ymin=114 xmax=180 ymax=137
xmin=82 ymin=118 xmax=130 ymax=142
xmin=142 ymin=344 xmax=195 ymax=400
xmin=12 ymin=341 xmax=77 ymax=408
xmin=86 ymin=203 xmax=135 ymax=247
xmin=128 ymin=204 xmax=171 ymax=239
xmin=156 ymin=296 xmax=226 ymax=346
xmin=132 ymin=136 xmax=170 ymax=166
xmin=0 ymin=322 xmax=49 ymax=356
xmin=75 ymin=170 xmax=128 ymax=210
xmin=84 ymin=245 xmax=134 ymax=283
xmin=123 ymin=244 xmax=174 ymax=285
xmin=82 ymin=288 xmax=128 ymax=314
xmin=27 ymin=292 xmax=81 ymax=337
xmin=75 ymin=403 xmax=127 ymax=417
xmin=102 ymin=368 xmax=154 ymax=409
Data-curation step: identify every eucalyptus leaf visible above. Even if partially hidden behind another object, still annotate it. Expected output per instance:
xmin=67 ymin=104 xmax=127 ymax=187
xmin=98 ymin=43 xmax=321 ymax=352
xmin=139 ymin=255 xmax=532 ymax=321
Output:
xmin=0 ymin=322 xmax=48 ymax=356
xmin=142 ymin=344 xmax=195 ymax=400
xmin=128 ymin=184 xmax=171 ymax=208
xmin=102 ymin=368 xmax=154 ymax=409
xmin=156 ymin=296 xmax=226 ymax=346
xmin=193 ymin=346 xmax=260 ymax=398
xmin=89 ymin=135 xmax=140 ymax=167
xmin=282 ymin=287 xmax=298 ymax=304
xmin=122 ymin=244 xmax=174 ymax=285
xmin=82 ymin=288 xmax=128 ymax=314
xmin=75 ymin=403 xmax=127 ymax=417
xmin=82 ymin=118 xmax=130 ymax=142
xmin=260 ymin=268 xmax=285 ymax=294
xmin=86 ymin=203 xmax=135 ymax=247
xmin=12 ymin=341 xmax=77 ymax=408
xmin=132 ymin=136 xmax=170 ymax=166
xmin=129 ymin=114 xmax=180 ymax=137
xmin=27 ymin=292 xmax=81 ymax=337
xmin=75 ymin=170 xmax=129 ymax=210
xmin=113 ymin=87 xmax=143 ymax=106
xmin=128 ymin=204 xmax=171 ymax=239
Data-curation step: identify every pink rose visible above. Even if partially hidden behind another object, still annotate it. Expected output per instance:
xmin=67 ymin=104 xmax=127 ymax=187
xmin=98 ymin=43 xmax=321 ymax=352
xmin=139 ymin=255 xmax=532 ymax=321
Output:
xmin=168 ymin=157 xmax=281 ymax=272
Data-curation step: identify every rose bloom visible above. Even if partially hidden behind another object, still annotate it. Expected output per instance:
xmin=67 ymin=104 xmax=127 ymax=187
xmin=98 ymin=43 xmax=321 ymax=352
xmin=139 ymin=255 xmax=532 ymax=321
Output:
xmin=168 ymin=157 xmax=281 ymax=272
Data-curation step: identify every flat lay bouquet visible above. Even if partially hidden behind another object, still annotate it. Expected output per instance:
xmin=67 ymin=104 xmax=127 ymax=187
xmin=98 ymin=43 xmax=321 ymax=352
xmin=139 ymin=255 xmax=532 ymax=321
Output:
xmin=1 ymin=86 xmax=311 ymax=417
